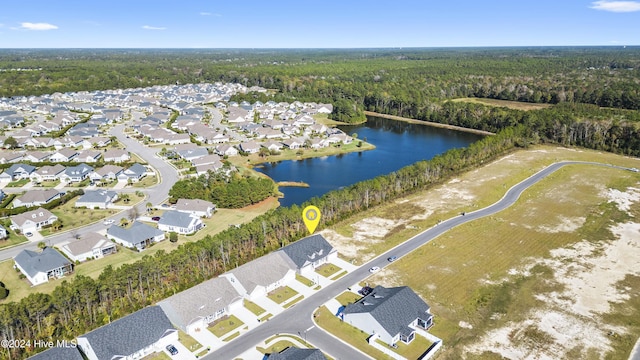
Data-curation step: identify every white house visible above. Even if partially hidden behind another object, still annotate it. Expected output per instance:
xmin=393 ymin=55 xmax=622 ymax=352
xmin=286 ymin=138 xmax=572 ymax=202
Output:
xmin=106 ymin=222 xmax=165 ymax=251
xmin=221 ymin=251 xmax=296 ymax=301
xmin=60 ymin=232 xmax=117 ymax=262
xmin=174 ymin=199 xmax=216 ymax=218
xmin=10 ymin=208 xmax=58 ymax=233
xmin=13 ymin=247 xmax=74 ymax=286
xmin=157 ymin=210 xmax=203 ymax=235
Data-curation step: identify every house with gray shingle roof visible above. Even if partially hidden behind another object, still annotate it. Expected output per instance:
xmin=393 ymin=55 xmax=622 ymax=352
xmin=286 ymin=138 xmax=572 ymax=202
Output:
xmin=10 ymin=207 xmax=58 ymax=233
xmin=30 ymin=164 xmax=66 ymax=183
xmin=106 ymin=222 xmax=165 ymax=251
xmin=267 ymin=347 xmax=328 ymax=360
xmin=341 ymin=285 xmax=434 ymax=346
xmin=27 ymin=344 xmax=84 ymax=360
xmin=0 ymin=163 xmax=36 ymax=181
xmin=60 ymin=232 xmax=116 ymax=262
xmin=77 ymin=306 xmax=178 ymax=360
xmin=174 ymin=198 xmax=216 ymax=218
xmin=157 ymin=276 xmax=243 ymax=335
xmin=118 ymin=163 xmax=147 ymax=183
xmin=13 ymin=247 xmax=74 ymax=286
xmin=102 ymin=149 xmax=130 ymax=163
xmin=13 ymin=189 xmax=63 ymax=208
xmin=221 ymin=251 xmax=297 ymax=301
xmin=279 ymin=234 xmax=337 ymax=278
xmin=75 ymin=190 xmax=118 ymax=209
xmin=60 ymin=163 xmax=94 ymax=183
xmin=157 ymin=210 xmax=203 ymax=234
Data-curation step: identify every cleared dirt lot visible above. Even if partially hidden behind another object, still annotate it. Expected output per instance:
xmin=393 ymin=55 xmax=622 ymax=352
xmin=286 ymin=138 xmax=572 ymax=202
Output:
xmin=322 ymin=146 xmax=640 ymax=359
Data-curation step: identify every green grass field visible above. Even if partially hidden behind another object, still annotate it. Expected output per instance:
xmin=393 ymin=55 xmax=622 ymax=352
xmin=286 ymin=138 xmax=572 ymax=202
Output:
xmin=450 ymin=97 xmax=554 ymax=111
xmin=209 ymin=315 xmax=244 ymax=338
xmin=267 ymin=286 xmax=299 ymax=304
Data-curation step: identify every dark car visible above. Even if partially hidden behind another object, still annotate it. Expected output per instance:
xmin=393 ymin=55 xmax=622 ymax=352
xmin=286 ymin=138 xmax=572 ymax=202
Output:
xmin=387 ymin=256 xmax=398 ymax=262
xmin=152 ymin=216 xmax=161 ymax=221
xmin=166 ymin=344 xmax=178 ymax=356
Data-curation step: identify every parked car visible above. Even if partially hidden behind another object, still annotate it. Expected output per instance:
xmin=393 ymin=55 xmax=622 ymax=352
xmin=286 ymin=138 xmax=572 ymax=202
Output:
xmin=25 ymin=232 xmax=33 ymax=237
xmin=103 ymin=219 xmax=115 ymax=225
xmin=369 ymin=266 xmax=380 ymax=273
xmin=166 ymin=344 xmax=178 ymax=356
xmin=387 ymin=256 xmax=398 ymax=262
xmin=152 ymin=216 xmax=161 ymax=221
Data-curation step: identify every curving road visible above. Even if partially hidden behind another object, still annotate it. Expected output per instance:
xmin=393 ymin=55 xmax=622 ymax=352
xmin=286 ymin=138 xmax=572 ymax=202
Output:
xmin=206 ymin=161 xmax=637 ymax=360
xmin=0 ymin=124 xmax=179 ymax=261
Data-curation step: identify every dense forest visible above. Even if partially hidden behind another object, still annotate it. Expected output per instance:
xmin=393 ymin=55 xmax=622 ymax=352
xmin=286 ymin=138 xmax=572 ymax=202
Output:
xmin=0 ymin=48 xmax=639 ymax=358
xmin=168 ymin=173 xmax=276 ymax=208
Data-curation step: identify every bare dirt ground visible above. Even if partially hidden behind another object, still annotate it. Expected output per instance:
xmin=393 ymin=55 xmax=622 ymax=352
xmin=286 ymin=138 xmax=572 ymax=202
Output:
xmin=465 ymin=186 xmax=640 ymax=359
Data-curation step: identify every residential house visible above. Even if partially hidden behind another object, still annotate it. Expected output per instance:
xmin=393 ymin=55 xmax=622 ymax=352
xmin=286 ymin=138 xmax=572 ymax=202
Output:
xmin=191 ymin=154 xmax=222 ymax=167
xmin=49 ymin=148 xmax=79 ymax=162
xmin=0 ymin=225 xmax=7 ymax=239
xmin=174 ymin=198 xmax=216 ymax=218
xmin=0 ymin=163 xmax=36 ymax=182
xmin=23 ymin=151 xmax=51 ymax=163
xmin=267 ymin=348 xmax=328 ymax=360
xmin=29 ymin=164 xmax=65 ymax=183
xmin=221 ymin=251 xmax=297 ymax=301
xmin=106 ymin=222 xmax=165 ymax=251
xmin=262 ymin=141 xmax=283 ymax=152
xmin=13 ymin=189 xmax=63 ymax=208
xmin=317 ymin=103 xmax=334 ymax=114
xmin=13 ymin=247 xmax=73 ymax=286
xmin=157 ymin=276 xmax=243 ymax=336
xmin=215 ymin=144 xmax=238 ymax=157
xmin=0 ymin=152 xmax=25 ymax=164
xmin=157 ymin=210 xmax=203 ymax=235
xmin=177 ymin=147 xmax=208 ymax=161
xmin=279 ymin=234 xmax=338 ymax=278
xmin=341 ymin=285 xmax=434 ymax=346
xmin=282 ymin=138 xmax=304 ymax=149
xmin=10 ymin=207 xmax=58 ymax=233
xmin=89 ymin=164 xmax=123 ymax=184
xmin=60 ymin=232 xmax=117 ymax=262
xmin=102 ymin=149 xmax=131 ymax=163
xmin=227 ymin=107 xmax=250 ymax=123
xmin=75 ymin=190 xmax=118 ymax=209
xmin=118 ymin=163 xmax=147 ymax=183
xmin=195 ymin=162 xmax=225 ymax=176
xmin=77 ymin=306 xmax=178 ymax=360
xmin=74 ymin=150 xmax=102 ymax=163
xmin=239 ymin=140 xmax=260 ymax=154
xmin=60 ymin=163 xmax=94 ymax=183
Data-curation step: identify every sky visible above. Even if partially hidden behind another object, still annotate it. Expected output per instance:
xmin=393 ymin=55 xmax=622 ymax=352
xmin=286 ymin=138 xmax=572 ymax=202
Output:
xmin=0 ymin=0 xmax=639 ymax=48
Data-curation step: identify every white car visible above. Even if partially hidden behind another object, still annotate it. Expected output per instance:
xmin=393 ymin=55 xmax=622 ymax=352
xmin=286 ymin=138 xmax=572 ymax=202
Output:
xmin=103 ymin=219 xmax=115 ymax=225
xmin=369 ymin=266 xmax=380 ymax=273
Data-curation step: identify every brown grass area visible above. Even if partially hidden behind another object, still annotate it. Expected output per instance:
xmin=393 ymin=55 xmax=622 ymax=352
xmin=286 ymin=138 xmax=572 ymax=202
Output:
xmin=450 ymin=97 xmax=554 ymax=111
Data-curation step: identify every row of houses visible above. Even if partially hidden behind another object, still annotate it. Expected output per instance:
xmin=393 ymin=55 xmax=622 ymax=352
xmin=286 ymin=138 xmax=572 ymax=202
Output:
xmin=0 ymin=148 xmax=130 ymax=165
xmin=0 ymin=162 xmax=146 ymax=183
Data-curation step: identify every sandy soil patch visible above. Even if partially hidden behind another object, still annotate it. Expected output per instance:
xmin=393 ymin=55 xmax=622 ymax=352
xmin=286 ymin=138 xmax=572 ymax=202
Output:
xmin=322 ymin=217 xmax=405 ymax=262
xmin=604 ymin=186 xmax=640 ymax=212
xmin=537 ymin=216 xmax=586 ymax=233
xmin=466 ymin=220 xmax=640 ymax=359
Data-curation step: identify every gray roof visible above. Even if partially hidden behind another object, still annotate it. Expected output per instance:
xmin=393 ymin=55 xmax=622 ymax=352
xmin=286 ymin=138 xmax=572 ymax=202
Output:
xmin=10 ymin=207 xmax=57 ymax=227
xmin=177 ymin=147 xmax=208 ymax=160
xmin=280 ymin=234 xmax=335 ymax=269
xmin=125 ymin=163 xmax=146 ymax=177
xmin=14 ymin=247 xmax=72 ymax=278
xmin=64 ymin=163 xmax=94 ymax=177
xmin=76 ymin=190 xmax=117 ymax=204
xmin=28 ymin=346 xmax=84 ymax=360
xmin=107 ymin=221 xmax=163 ymax=246
xmin=175 ymin=198 xmax=215 ymax=213
xmin=79 ymin=306 xmax=175 ymax=360
xmin=5 ymin=163 xmax=36 ymax=176
xmin=15 ymin=189 xmax=61 ymax=205
xmin=63 ymin=232 xmax=113 ymax=256
xmin=158 ymin=210 xmax=196 ymax=227
xmin=342 ymin=286 xmax=432 ymax=338
xmin=157 ymin=276 xmax=242 ymax=332
xmin=224 ymin=252 xmax=296 ymax=294
xmin=268 ymin=347 xmax=328 ymax=360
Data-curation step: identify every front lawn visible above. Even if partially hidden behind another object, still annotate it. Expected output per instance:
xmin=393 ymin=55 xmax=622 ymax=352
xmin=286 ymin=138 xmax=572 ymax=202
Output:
xmin=208 ymin=315 xmax=244 ymax=338
xmin=178 ymin=330 xmax=202 ymax=352
xmin=244 ymin=299 xmax=266 ymax=316
xmin=315 ymin=263 xmax=342 ymax=278
xmin=267 ymin=286 xmax=299 ymax=304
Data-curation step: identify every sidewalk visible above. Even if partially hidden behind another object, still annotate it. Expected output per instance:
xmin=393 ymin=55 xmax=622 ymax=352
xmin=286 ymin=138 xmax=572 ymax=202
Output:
xmin=252 ymin=296 xmax=284 ymax=316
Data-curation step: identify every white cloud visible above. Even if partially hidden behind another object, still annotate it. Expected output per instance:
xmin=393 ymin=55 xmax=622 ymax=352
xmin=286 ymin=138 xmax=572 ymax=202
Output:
xmin=590 ymin=1 xmax=640 ymax=12
xmin=20 ymin=22 xmax=58 ymax=30
xmin=142 ymin=25 xmax=166 ymax=30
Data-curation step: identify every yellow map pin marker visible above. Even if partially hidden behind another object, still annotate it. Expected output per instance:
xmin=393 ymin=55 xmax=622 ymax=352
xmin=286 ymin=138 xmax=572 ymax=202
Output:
xmin=302 ymin=205 xmax=321 ymax=234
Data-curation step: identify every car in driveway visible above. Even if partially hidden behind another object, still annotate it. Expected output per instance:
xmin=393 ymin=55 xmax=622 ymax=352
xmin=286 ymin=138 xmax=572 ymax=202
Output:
xmin=151 ymin=216 xmax=161 ymax=221
xmin=387 ymin=256 xmax=398 ymax=262
xmin=25 ymin=232 xmax=33 ymax=237
xmin=369 ymin=266 xmax=380 ymax=273
xmin=166 ymin=344 xmax=178 ymax=356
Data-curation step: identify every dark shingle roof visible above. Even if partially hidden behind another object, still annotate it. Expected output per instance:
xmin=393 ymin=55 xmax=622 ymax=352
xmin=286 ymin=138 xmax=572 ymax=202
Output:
xmin=280 ymin=234 xmax=334 ymax=269
xmin=106 ymin=221 xmax=163 ymax=246
xmin=78 ymin=306 xmax=175 ymax=360
xmin=28 ymin=346 xmax=84 ymax=360
xmin=268 ymin=347 xmax=328 ymax=360
xmin=342 ymin=286 xmax=431 ymax=339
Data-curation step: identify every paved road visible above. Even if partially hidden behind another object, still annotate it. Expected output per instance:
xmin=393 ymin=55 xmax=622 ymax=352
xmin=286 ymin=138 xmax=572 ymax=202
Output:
xmin=0 ymin=124 xmax=179 ymax=261
xmin=206 ymin=161 xmax=636 ymax=360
